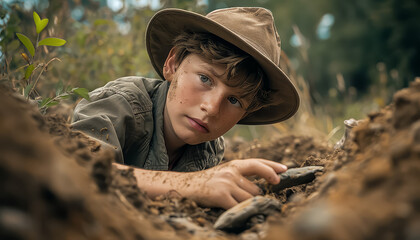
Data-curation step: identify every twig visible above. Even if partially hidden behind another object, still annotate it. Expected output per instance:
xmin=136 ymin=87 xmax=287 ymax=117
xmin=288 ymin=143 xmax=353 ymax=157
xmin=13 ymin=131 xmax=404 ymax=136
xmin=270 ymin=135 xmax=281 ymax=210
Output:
xmin=27 ymin=57 xmax=61 ymax=97
xmin=10 ymin=64 xmax=30 ymax=74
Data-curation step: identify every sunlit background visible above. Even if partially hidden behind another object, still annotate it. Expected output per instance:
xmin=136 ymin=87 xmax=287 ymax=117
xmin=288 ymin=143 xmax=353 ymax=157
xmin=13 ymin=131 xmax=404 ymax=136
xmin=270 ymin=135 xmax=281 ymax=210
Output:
xmin=1 ymin=0 xmax=419 ymax=144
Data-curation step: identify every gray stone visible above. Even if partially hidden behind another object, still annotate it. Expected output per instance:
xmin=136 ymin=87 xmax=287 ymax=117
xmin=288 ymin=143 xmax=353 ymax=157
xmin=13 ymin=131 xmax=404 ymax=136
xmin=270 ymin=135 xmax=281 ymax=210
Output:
xmin=334 ymin=118 xmax=362 ymax=150
xmin=258 ymin=166 xmax=324 ymax=194
xmin=214 ymin=196 xmax=281 ymax=231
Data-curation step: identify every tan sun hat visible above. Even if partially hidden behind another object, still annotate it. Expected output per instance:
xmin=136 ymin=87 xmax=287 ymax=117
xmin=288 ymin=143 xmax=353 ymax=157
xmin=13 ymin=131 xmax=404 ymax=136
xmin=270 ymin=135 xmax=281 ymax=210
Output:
xmin=146 ymin=7 xmax=300 ymax=125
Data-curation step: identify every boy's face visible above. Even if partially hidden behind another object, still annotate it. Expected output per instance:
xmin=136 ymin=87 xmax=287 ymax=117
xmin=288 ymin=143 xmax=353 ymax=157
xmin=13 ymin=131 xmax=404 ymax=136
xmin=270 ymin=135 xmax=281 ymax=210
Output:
xmin=163 ymin=53 xmax=249 ymax=146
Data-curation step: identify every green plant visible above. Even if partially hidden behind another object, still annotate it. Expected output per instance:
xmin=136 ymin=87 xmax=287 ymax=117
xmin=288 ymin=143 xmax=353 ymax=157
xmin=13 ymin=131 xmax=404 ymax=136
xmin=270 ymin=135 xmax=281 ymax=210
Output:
xmin=15 ymin=11 xmax=89 ymax=113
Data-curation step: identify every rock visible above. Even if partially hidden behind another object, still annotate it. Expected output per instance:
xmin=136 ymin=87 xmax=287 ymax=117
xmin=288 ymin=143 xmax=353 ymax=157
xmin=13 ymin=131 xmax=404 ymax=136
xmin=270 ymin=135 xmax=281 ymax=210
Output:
xmin=214 ymin=196 xmax=281 ymax=232
xmin=0 ymin=207 xmax=34 ymax=239
xmin=334 ymin=118 xmax=362 ymax=150
xmin=258 ymin=166 xmax=324 ymax=194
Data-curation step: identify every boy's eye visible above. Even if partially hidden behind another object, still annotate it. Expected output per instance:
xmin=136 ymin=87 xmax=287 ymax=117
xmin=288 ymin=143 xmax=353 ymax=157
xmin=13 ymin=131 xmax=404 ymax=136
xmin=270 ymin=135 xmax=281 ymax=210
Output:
xmin=228 ymin=96 xmax=242 ymax=107
xmin=199 ymin=74 xmax=211 ymax=84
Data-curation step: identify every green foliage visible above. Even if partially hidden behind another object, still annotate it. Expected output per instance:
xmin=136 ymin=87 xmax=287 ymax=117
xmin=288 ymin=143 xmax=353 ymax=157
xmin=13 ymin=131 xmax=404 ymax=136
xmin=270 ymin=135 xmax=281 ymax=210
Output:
xmin=16 ymin=33 xmax=35 ymax=57
xmin=38 ymin=86 xmax=88 ymax=114
xmin=33 ymin=11 xmax=48 ymax=34
xmin=4 ymin=9 xmax=89 ymax=113
xmin=49 ymin=7 xmax=158 ymax=90
xmin=72 ymin=88 xmax=90 ymax=100
xmin=38 ymin=38 xmax=66 ymax=47
xmin=24 ymin=63 xmax=35 ymax=80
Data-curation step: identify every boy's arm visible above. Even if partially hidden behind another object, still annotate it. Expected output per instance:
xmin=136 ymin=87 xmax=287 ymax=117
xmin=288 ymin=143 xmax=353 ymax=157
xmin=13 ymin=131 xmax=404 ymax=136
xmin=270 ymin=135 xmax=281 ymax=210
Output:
xmin=114 ymin=159 xmax=287 ymax=209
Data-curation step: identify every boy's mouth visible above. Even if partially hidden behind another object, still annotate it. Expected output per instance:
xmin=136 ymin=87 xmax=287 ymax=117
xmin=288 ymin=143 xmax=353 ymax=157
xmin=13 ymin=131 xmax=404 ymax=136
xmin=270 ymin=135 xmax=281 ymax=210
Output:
xmin=187 ymin=117 xmax=209 ymax=133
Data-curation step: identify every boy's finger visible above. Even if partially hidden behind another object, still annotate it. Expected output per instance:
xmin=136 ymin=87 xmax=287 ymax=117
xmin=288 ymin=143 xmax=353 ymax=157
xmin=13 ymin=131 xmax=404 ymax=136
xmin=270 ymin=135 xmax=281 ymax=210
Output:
xmin=231 ymin=186 xmax=254 ymax=203
xmin=246 ymin=158 xmax=288 ymax=174
xmin=255 ymin=158 xmax=288 ymax=173
xmin=236 ymin=159 xmax=282 ymax=184
xmin=236 ymin=176 xmax=262 ymax=196
xmin=220 ymin=195 xmax=239 ymax=210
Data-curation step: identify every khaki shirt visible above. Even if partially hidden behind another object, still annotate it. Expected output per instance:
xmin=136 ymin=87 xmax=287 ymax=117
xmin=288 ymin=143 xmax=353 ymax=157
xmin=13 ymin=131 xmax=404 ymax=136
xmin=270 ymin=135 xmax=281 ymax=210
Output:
xmin=71 ymin=76 xmax=224 ymax=172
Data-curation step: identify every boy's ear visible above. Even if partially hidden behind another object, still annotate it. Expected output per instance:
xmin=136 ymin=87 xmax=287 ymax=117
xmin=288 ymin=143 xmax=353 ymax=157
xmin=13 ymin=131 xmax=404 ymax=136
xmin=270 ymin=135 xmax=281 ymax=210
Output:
xmin=163 ymin=47 xmax=177 ymax=82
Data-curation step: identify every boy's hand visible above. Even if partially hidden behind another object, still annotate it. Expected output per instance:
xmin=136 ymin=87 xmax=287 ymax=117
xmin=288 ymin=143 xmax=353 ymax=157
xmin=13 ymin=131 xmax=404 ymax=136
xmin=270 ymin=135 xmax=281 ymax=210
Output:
xmin=185 ymin=159 xmax=287 ymax=209
xmin=115 ymin=159 xmax=287 ymax=209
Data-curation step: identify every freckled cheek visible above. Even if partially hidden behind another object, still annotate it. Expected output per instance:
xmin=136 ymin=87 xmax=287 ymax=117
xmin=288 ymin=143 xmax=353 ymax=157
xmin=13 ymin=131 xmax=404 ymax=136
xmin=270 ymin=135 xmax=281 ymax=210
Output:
xmin=176 ymin=88 xmax=189 ymax=105
xmin=179 ymin=97 xmax=191 ymax=106
xmin=179 ymin=89 xmax=198 ymax=106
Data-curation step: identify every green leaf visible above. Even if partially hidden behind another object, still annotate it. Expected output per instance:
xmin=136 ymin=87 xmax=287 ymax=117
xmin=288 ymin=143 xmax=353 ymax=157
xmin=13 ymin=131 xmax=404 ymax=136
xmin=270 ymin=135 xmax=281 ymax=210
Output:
xmin=25 ymin=64 xmax=35 ymax=80
xmin=39 ymin=97 xmax=51 ymax=108
xmin=58 ymin=94 xmax=71 ymax=100
xmin=16 ymin=33 xmax=35 ymax=57
xmin=72 ymin=88 xmax=90 ymax=101
xmin=24 ymin=83 xmax=33 ymax=97
xmin=45 ymin=100 xmax=59 ymax=107
xmin=38 ymin=38 xmax=66 ymax=47
xmin=33 ymin=12 xmax=48 ymax=34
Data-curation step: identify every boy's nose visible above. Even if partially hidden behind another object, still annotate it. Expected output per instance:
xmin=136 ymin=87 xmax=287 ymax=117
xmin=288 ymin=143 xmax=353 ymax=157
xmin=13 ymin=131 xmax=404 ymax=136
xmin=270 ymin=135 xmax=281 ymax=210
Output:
xmin=201 ymin=93 xmax=223 ymax=117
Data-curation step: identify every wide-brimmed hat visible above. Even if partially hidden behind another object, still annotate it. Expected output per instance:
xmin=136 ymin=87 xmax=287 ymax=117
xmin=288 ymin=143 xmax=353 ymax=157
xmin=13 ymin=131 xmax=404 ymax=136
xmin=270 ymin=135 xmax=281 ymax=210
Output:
xmin=146 ymin=7 xmax=300 ymax=125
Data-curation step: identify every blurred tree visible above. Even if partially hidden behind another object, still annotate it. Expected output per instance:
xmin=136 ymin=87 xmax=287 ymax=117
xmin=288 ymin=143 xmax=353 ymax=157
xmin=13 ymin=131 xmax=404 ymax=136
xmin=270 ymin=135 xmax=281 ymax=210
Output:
xmin=321 ymin=0 xmax=420 ymax=95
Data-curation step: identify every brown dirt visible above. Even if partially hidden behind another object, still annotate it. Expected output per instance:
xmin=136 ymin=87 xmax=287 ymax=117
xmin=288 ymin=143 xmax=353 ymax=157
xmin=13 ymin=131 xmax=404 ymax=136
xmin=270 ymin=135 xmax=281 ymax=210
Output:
xmin=1 ymin=79 xmax=420 ymax=239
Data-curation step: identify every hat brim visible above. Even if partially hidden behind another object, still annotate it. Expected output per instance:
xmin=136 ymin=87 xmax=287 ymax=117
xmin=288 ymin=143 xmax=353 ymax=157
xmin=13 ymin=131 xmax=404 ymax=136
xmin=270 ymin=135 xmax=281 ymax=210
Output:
xmin=146 ymin=8 xmax=300 ymax=125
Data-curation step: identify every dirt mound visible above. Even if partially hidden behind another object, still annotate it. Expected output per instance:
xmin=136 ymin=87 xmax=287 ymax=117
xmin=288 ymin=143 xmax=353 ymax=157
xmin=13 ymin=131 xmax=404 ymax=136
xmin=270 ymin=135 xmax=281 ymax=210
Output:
xmin=1 ymin=79 xmax=419 ymax=240
xmin=265 ymin=79 xmax=420 ymax=240
xmin=0 ymin=90 xmax=178 ymax=240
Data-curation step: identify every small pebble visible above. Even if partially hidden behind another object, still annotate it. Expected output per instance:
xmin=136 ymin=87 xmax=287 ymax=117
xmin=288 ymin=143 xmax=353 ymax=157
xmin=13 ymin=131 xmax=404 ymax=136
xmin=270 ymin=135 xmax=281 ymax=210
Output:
xmin=0 ymin=207 xmax=34 ymax=235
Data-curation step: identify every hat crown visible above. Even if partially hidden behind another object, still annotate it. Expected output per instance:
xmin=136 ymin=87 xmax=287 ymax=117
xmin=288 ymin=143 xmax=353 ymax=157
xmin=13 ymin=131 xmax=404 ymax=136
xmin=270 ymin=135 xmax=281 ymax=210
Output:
xmin=206 ymin=7 xmax=281 ymax=66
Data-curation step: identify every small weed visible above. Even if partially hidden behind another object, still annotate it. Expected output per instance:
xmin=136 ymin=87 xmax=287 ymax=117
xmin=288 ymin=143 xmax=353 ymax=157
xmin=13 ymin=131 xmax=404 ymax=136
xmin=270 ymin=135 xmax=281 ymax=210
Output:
xmin=15 ymin=11 xmax=89 ymax=113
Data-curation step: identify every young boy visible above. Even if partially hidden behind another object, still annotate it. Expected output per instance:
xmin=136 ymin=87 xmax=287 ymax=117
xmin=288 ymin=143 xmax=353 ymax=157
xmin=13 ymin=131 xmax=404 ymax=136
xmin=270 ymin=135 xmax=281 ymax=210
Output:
xmin=71 ymin=7 xmax=300 ymax=209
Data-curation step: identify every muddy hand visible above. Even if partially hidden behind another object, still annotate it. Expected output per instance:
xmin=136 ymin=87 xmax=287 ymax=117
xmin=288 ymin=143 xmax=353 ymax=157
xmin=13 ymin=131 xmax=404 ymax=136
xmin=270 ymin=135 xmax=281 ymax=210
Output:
xmin=257 ymin=166 xmax=324 ymax=194
xmin=186 ymin=159 xmax=287 ymax=209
